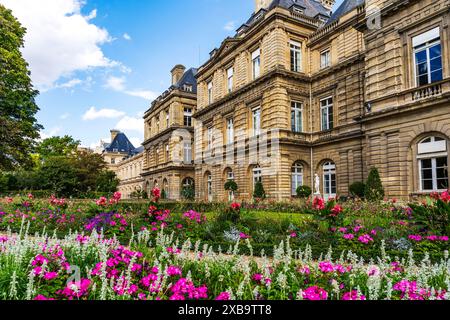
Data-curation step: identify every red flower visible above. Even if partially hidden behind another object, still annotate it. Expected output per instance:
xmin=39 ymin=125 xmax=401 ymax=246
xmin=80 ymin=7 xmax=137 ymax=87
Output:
xmin=231 ymin=202 xmax=241 ymax=211
xmin=330 ymin=204 xmax=343 ymax=217
xmin=312 ymin=197 xmax=325 ymax=210
xmin=152 ymin=187 xmax=161 ymax=201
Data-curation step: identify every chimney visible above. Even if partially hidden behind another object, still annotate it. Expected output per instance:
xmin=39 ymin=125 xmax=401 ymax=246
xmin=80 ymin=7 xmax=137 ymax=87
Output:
xmin=255 ymin=0 xmax=270 ymax=12
xmin=171 ymin=65 xmax=186 ymax=85
xmin=320 ymin=0 xmax=336 ymax=12
xmin=110 ymin=129 xmax=120 ymax=142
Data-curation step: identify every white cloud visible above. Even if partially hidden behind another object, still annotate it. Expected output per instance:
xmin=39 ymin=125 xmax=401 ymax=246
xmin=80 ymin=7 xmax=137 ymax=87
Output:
xmin=39 ymin=127 xmax=61 ymax=140
xmin=123 ymin=33 xmax=132 ymax=41
xmin=224 ymin=21 xmax=236 ymax=31
xmin=0 ymin=0 xmax=120 ymax=90
xmin=82 ymin=107 xmax=126 ymax=121
xmin=115 ymin=116 xmax=144 ymax=134
xmin=57 ymin=78 xmax=83 ymax=89
xmin=60 ymin=113 xmax=71 ymax=120
xmin=129 ymin=137 xmax=142 ymax=148
xmin=105 ymin=76 xmax=159 ymax=101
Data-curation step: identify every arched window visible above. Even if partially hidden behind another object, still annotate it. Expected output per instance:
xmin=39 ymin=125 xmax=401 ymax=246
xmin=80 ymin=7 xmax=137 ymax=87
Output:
xmin=252 ymin=165 xmax=262 ymax=189
xmin=205 ymin=172 xmax=213 ymax=202
xmin=292 ymin=162 xmax=304 ymax=196
xmin=418 ymin=136 xmax=448 ymax=191
xmin=224 ymin=168 xmax=235 ymax=201
xmin=323 ymin=162 xmax=337 ymax=199
xmin=162 ymin=179 xmax=169 ymax=199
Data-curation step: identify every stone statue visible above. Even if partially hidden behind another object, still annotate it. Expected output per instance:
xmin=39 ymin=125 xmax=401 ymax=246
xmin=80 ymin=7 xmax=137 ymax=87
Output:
xmin=314 ymin=173 xmax=321 ymax=195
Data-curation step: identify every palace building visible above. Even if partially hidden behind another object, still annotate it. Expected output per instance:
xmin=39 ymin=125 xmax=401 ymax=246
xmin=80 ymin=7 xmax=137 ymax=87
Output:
xmin=192 ymin=0 xmax=450 ymax=201
xmin=109 ymin=0 xmax=450 ymax=201
xmin=141 ymin=66 xmax=198 ymax=200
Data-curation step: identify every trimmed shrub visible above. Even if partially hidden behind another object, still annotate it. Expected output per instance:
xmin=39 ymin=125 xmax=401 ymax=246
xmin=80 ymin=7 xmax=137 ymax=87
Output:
xmin=253 ymin=181 xmax=266 ymax=199
xmin=224 ymin=180 xmax=238 ymax=192
xmin=296 ymin=185 xmax=312 ymax=198
xmin=365 ymin=168 xmax=385 ymax=201
xmin=349 ymin=182 xmax=366 ymax=199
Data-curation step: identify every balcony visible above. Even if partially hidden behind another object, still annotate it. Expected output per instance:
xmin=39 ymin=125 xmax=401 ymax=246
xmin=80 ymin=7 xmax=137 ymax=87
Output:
xmin=411 ymin=82 xmax=443 ymax=101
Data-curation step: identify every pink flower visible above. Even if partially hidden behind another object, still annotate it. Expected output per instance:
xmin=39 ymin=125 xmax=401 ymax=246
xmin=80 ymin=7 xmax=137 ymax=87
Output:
xmin=312 ymin=197 xmax=325 ymax=210
xmin=113 ymin=192 xmax=122 ymax=201
xmin=408 ymin=235 xmax=422 ymax=242
xmin=167 ymin=266 xmax=182 ymax=277
xmin=290 ymin=232 xmax=297 ymax=238
xmin=27 ymin=193 xmax=33 ymax=199
xmin=239 ymin=232 xmax=250 ymax=239
xmin=152 ymin=187 xmax=161 ymax=200
xmin=43 ymin=272 xmax=58 ymax=281
xmin=358 ymin=234 xmax=374 ymax=244
xmin=215 ymin=292 xmax=231 ymax=300
xmin=231 ymin=203 xmax=241 ymax=211
xmin=302 ymin=286 xmax=328 ymax=300
xmin=319 ymin=262 xmax=334 ymax=273
xmin=298 ymin=266 xmax=311 ymax=275
xmin=343 ymin=234 xmax=355 ymax=240
xmin=342 ymin=291 xmax=366 ymax=301
xmin=34 ymin=295 xmax=55 ymax=301
xmin=252 ymin=274 xmax=263 ymax=282
xmin=330 ymin=204 xmax=343 ymax=216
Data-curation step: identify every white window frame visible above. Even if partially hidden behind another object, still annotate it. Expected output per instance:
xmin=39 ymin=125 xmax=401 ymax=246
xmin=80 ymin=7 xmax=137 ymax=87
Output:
xmin=207 ymin=81 xmax=213 ymax=104
xmin=320 ymin=97 xmax=333 ymax=131
xmin=166 ymin=111 xmax=170 ymax=128
xmin=290 ymin=41 xmax=302 ymax=72
xmin=320 ymin=49 xmax=331 ymax=69
xmin=418 ymin=136 xmax=448 ymax=192
xmin=184 ymin=108 xmax=192 ymax=127
xmin=413 ymin=37 xmax=442 ymax=87
xmin=291 ymin=101 xmax=303 ymax=133
xmin=183 ymin=141 xmax=192 ymax=164
xmin=291 ymin=162 xmax=304 ymax=196
xmin=252 ymin=48 xmax=261 ymax=79
xmin=226 ymin=118 xmax=234 ymax=144
xmin=227 ymin=67 xmax=234 ymax=93
xmin=253 ymin=167 xmax=262 ymax=188
xmin=207 ymin=174 xmax=213 ymax=202
xmin=252 ymin=107 xmax=261 ymax=136
xmin=323 ymin=162 xmax=337 ymax=200
xmin=166 ymin=144 xmax=170 ymax=162
xmin=207 ymin=127 xmax=213 ymax=150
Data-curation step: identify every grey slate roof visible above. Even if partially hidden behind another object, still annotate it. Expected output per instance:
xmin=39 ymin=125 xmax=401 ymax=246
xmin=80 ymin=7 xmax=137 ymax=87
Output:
xmin=268 ymin=0 xmax=331 ymax=16
xmin=326 ymin=0 xmax=365 ymax=25
xmin=104 ymin=132 xmax=141 ymax=156
xmin=172 ymin=68 xmax=198 ymax=94
xmin=243 ymin=0 xmax=331 ymax=31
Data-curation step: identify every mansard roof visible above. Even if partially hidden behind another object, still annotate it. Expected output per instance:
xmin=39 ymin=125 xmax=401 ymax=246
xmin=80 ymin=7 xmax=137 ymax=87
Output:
xmin=172 ymin=67 xmax=199 ymax=93
xmin=326 ymin=0 xmax=365 ymax=25
xmin=104 ymin=132 xmax=136 ymax=154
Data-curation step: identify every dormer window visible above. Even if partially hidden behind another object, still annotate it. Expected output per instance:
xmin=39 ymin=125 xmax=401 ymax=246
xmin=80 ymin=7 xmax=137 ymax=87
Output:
xmin=183 ymin=84 xmax=193 ymax=92
xmin=292 ymin=7 xmax=304 ymax=15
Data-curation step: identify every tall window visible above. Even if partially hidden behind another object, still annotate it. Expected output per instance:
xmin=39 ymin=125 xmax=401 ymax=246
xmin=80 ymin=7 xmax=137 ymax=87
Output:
xmin=320 ymin=49 xmax=330 ymax=69
xmin=252 ymin=107 xmax=261 ymax=136
xmin=226 ymin=118 xmax=234 ymax=144
xmin=156 ymin=120 xmax=160 ymax=133
xmin=184 ymin=108 xmax=192 ymax=127
xmin=183 ymin=141 xmax=192 ymax=164
xmin=418 ymin=136 xmax=448 ymax=191
xmin=166 ymin=111 xmax=170 ymax=128
xmin=226 ymin=170 xmax=235 ymax=201
xmin=207 ymin=81 xmax=213 ymax=104
xmin=323 ymin=162 xmax=337 ymax=199
xmin=253 ymin=166 xmax=262 ymax=188
xmin=291 ymin=102 xmax=303 ymax=133
xmin=252 ymin=48 xmax=261 ymax=79
xmin=320 ymin=97 xmax=333 ymax=131
xmin=413 ymin=27 xmax=443 ymax=87
xmin=291 ymin=162 xmax=303 ymax=196
xmin=290 ymin=41 xmax=302 ymax=72
xmin=207 ymin=127 xmax=213 ymax=150
xmin=165 ymin=144 xmax=170 ymax=162
xmin=207 ymin=174 xmax=213 ymax=201
xmin=227 ymin=67 xmax=234 ymax=93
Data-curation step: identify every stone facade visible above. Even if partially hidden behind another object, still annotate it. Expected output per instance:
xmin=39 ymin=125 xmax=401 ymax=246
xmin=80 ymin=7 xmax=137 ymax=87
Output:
xmin=116 ymin=152 xmax=145 ymax=199
xmin=191 ymin=0 xmax=450 ymax=201
xmin=142 ymin=66 xmax=198 ymax=200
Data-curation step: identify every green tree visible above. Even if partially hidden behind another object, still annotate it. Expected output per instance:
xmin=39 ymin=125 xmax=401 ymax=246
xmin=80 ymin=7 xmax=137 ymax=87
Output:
xmin=70 ymin=151 xmax=107 ymax=194
xmin=39 ymin=157 xmax=78 ymax=197
xmin=0 ymin=172 xmax=8 ymax=193
xmin=253 ymin=181 xmax=266 ymax=200
xmin=365 ymin=168 xmax=385 ymax=201
xmin=0 ymin=5 xmax=42 ymax=170
xmin=95 ymin=170 xmax=119 ymax=193
xmin=349 ymin=181 xmax=366 ymax=199
xmin=36 ymin=136 xmax=80 ymax=161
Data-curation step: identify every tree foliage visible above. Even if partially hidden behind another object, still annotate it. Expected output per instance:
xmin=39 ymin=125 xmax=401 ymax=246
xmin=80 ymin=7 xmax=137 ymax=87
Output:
xmin=253 ymin=181 xmax=266 ymax=200
xmin=365 ymin=168 xmax=385 ymax=201
xmin=0 ymin=5 xmax=42 ymax=170
xmin=35 ymin=136 xmax=80 ymax=161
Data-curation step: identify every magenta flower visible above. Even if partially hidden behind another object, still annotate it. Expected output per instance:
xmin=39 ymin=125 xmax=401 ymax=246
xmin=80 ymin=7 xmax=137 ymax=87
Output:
xmin=302 ymin=286 xmax=328 ymax=300
xmin=342 ymin=291 xmax=366 ymax=301
xmin=44 ymin=272 xmax=58 ymax=281
xmin=215 ymin=292 xmax=231 ymax=300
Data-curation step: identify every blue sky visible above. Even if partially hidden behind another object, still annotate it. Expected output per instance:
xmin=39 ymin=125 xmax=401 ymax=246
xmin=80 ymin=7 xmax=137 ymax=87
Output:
xmin=1 ymin=0 xmax=344 ymax=148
